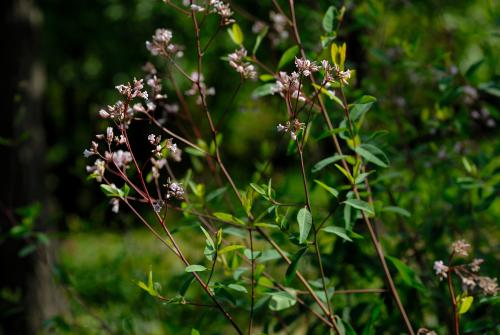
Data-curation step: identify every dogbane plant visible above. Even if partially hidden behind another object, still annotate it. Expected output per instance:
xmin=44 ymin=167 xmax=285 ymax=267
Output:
xmin=83 ymin=1 xmax=496 ymax=334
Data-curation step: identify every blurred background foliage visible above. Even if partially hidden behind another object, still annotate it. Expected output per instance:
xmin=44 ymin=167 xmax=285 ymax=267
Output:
xmin=2 ymin=0 xmax=499 ymax=334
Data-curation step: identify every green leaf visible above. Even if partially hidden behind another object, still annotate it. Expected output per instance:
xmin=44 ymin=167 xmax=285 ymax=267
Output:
xmin=322 ymin=6 xmax=338 ymax=32
xmin=259 ymin=74 xmax=274 ymax=82
xmin=252 ymin=25 xmax=269 ymax=54
xmin=382 ymin=206 xmax=411 ymax=217
xmin=297 ymin=207 xmax=312 ymax=244
xmin=100 ymin=184 xmax=121 ymax=197
xmin=213 ymin=212 xmax=245 ymax=225
xmin=315 ymin=127 xmax=348 ymax=141
xmin=386 ymin=256 xmax=424 ymax=291
xmin=268 ymin=291 xmax=297 ymax=311
xmin=218 ymin=244 xmax=245 ymax=254
xmin=355 ymin=144 xmax=389 ymax=168
xmin=277 ymin=45 xmax=299 ymax=70
xmin=136 ymin=270 xmax=158 ymax=297
xmin=323 ymin=226 xmax=352 ymax=242
xmin=228 ymin=23 xmax=244 ymax=45
xmin=312 ymin=83 xmax=344 ymax=108
xmin=312 ymin=154 xmax=349 ymax=173
xmin=250 ymin=183 xmax=266 ymax=196
xmin=185 ymin=265 xmax=207 ymax=273
xmin=257 ymin=249 xmax=284 ymax=263
xmin=227 ymin=284 xmax=248 ymax=293
xmin=184 ymin=146 xmax=206 ymax=157
xmin=252 ymin=83 xmax=275 ymax=98
xmin=244 ymin=249 xmax=261 ymax=260
xmin=334 ymin=164 xmax=354 ymax=184
xmin=285 ymin=247 xmax=307 ymax=285
xmin=314 ymin=179 xmax=339 ymax=198
xmin=343 ymin=199 xmax=374 ymax=215
xmin=191 ymin=329 xmax=200 ymax=335
xmin=349 ymin=96 xmax=377 ymax=122
xmin=458 ymin=296 xmax=474 ymax=314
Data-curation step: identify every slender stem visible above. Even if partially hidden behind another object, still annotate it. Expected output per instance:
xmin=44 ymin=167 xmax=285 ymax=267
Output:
xmin=447 ymin=271 xmax=460 ymax=335
xmin=248 ymin=227 xmax=255 ymax=335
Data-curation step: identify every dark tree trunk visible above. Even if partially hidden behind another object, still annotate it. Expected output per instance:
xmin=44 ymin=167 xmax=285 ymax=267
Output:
xmin=0 ymin=0 xmax=66 ymax=333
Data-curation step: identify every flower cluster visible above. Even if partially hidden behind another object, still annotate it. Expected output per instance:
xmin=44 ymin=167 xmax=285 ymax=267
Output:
xmin=185 ymin=72 xmax=216 ymax=105
xmin=115 ymin=78 xmax=149 ymax=100
xmin=146 ymin=28 xmax=183 ymax=58
xmin=148 ymin=134 xmax=180 ymax=161
xmin=451 ymin=239 xmax=471 ymax=257
xmin=277 ymin=119 xmax=305 ymax=140
xmin=295 ymin=57 xmax=319 ymax=77
xmin=165 ymin=179 xmax=185 ymax=200
xmin=209 ymin=0 xmax=234 ymax=25
xmin=227 ymin=48 xmax=257 ymax=79
xmin=321 ymin=60 xmax=351 ymax=86
xmin=271 ymin=71 xmax=305 ymax=102
xmin=434 ymin=240 xmax=498 ymax=296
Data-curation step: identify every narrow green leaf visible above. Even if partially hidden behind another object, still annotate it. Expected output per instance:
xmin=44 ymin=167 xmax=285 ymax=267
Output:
xmin=252 ymin=25 xmax=269 ymax=54
xmin=297 ymin=207 xmax=312 ymax=244
xmin=213 ymin=212 xmax=245 ymax=225
xmin=312 ymin=154 xmax=349 ymax=173
xmin=355 ymin=146 xmax=387 ymax=168
xmin=343 ymin=199 xmax=374 ymax=215
xmin=314 ymin=179 xmax=339 ymax=197
xmin=334 ymin=164 xmax=354 ymax=184
xmin=250 ymin=183 xmax=266 ymax=196
xmin=382 ymin=206 xmax=411 ymax=217
xmin=218 ymin=244 xmax=245 ymax=254
xmin=227 ymin=284 xmax=248 ymax=293
xmin=251 ymin=83 xmax=275 ymax=98
xmin=285 ymin=247 xmax=307 ymax=284
xmin=349 ymin=96 xmax=377 ymax=121
xmin=386 ymin=256 xmax=424 ymax=291
xmin=277 ymin=45 xmax=299 ymax=70
xmin=185 ymin=265 xmax=207 ymax=273
xmin=259 ymin=74 xmax=274 ymax=82
xmin=323 ymin=226 xmax=352 ymax=242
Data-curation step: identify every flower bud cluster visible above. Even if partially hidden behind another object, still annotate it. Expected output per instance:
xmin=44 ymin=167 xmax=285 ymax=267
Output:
xmin=228 ymin=48 xmax=257 ymax=79
xmin=277 ymin=119 xmax=305 ymax=140
xmin=434 ymin=240 xmax=498 ymax=296
xmin=271 ymin=72 xmax=305 ymax=102
xmin=209 ymin=0 xmax=234 ymax=25
xmin=295 ymin=57 xmax=319 ymax=77
xmin=146 ymin=28 xmax=183 ymax=58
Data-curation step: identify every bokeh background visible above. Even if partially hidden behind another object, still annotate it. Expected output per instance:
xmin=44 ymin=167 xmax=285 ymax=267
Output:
xmin=1 ymin=0 xmax=499 ymax=334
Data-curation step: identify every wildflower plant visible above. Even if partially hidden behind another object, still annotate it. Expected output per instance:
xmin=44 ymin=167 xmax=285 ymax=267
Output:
xmin=82 ymin=1 xmax=497 ymax=334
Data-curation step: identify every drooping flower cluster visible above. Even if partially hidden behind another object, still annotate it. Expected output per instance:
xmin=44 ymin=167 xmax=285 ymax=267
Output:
xmin=185 ymin=72 xmax=216 ymax=105
xmin=277 ymin=119 xmax=305 ymax=140
xmin=434 ymin=240 xmax=498 ymax=296
xmin=97 ymin=78 xmax=155 ymax=123
xmin=271 ymin=72 xmax=305 ymax=102
xmin=148 ymin=134 xmax=180 ymax=161
xmin=209 ymin=0 xmax=234 ymax=25
xmin=295 ymin=57 xmax=319 ymax=77
xmin=320 ymin=60 xmax=351 ymax=86
xmin=451 ymin=239 xmax=471 ymax=257
xmin=227 ymin=48 xmax=257 ymax=79
xmin=146 ymin=28 xmax=183 ymax=58
xmin=165 ymin=179 xmax=185 ymax=200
